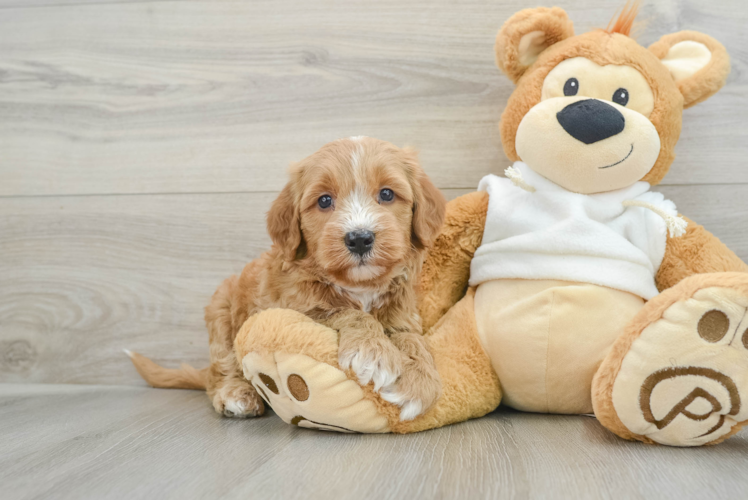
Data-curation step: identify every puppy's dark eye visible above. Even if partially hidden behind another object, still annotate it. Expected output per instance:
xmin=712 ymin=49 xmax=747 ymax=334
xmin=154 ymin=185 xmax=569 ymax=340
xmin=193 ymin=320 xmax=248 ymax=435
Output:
xmin=612 ymin=88 xmax=629 ymax=106
xmin=379 ymin=188 xmax=394 ymax=203
xmin=563 ymin=78 xmax=579 ymax=96
xmin=318 ymin=195 xmax=333 ymax=209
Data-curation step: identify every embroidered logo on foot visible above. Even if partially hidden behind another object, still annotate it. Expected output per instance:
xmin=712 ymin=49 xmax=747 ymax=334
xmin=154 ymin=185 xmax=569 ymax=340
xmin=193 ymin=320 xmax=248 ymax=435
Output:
xmin=639 ymin=366 xmax=741 ymax=438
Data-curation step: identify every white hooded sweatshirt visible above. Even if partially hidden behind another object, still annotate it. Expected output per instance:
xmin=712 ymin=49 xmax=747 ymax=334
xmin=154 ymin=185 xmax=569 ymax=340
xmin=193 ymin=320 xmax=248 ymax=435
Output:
xmin=468 ymin=162 xmax=679 ymax=300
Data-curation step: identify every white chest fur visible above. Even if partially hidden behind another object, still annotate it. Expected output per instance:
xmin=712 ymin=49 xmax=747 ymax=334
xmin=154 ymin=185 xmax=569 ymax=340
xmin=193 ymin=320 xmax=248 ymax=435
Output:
xmin=341 ymin=288 xmax=382 ymax=313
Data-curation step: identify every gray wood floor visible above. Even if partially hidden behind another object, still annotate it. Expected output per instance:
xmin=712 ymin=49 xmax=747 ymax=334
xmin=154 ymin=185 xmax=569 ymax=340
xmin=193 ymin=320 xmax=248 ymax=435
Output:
xmin=1 ymin=0 xmax=748 ymax=498
xmin=3 ymin=383 xmax=748 ymax=500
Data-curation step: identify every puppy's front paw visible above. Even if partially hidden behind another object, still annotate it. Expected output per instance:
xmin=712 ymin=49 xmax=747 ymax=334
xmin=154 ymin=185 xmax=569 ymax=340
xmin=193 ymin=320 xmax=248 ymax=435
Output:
xmin=380 ymin=359 xmax=441 ymax=421
xmin=338 ymin=337 xmax=404 ymax=392
xmin=212 ymin=383 xmax=265 ymax=418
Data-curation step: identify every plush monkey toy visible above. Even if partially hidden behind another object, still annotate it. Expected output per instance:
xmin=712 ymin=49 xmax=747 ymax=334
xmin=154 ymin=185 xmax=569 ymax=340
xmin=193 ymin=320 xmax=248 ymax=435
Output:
xmin=234 ymin=6 xmax=748 ymax=446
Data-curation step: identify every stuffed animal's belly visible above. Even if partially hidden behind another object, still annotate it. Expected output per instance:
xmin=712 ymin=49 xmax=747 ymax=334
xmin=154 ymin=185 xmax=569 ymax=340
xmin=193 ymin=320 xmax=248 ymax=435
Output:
xmin=474 ymin=279 xmax=645 ymax=414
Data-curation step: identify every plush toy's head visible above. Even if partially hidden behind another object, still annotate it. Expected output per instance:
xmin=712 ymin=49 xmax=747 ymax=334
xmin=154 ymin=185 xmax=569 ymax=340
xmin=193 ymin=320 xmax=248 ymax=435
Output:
xmin=495 ymin=4 xmax=730 ymax=194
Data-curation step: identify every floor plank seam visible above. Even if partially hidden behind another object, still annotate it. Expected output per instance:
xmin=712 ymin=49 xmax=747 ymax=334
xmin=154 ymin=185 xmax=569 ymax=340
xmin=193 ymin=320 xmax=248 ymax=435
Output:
xmin=0 ymin=183 xmax=745 ymax=200
xmin=0 ymin=0 xmax=196 ymax=12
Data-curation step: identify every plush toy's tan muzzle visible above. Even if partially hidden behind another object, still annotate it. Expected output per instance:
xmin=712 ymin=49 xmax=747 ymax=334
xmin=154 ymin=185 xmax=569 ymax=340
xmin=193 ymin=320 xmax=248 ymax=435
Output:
xmin=515 ymin=96 xmax=661 ymax=194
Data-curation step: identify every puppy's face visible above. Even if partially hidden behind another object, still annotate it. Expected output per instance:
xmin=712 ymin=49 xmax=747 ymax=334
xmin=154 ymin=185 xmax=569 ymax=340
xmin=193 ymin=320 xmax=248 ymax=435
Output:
xmin=267 ymin=137 xmax=446 ymax=289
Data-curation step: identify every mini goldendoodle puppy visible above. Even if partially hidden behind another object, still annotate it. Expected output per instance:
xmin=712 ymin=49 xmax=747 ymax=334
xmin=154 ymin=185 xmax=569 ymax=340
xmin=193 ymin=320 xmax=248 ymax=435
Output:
xmin=129 ymin=136 xmax=446 ymax=421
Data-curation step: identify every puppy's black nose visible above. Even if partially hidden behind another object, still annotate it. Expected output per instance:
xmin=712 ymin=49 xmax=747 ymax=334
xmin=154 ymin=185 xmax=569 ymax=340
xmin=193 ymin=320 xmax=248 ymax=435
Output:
xmin=345 ymin=230 xmax=375 ymax=256
xmin=556 ymin=99 xmax=625 ymax=144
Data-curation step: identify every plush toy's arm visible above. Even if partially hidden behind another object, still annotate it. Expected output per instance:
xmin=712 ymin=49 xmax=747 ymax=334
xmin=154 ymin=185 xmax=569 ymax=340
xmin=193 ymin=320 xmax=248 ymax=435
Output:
xmin=655 ymin=216 xmax=748 ymax=291
xmin=418 ymin=190 xmax=489 ymax=332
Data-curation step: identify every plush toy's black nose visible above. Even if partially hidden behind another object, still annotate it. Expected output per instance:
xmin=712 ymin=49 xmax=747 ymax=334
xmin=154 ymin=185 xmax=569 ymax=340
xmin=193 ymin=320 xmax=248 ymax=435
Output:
xmin=556 ymin=99 xmax=625 ymax=144
xmin=345 ymin=230 xmax=375 ymax=256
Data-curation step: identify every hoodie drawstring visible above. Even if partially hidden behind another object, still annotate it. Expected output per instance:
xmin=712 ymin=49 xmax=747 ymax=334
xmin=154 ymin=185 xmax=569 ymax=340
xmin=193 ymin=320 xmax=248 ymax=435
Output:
xmin=621 ymin=200 xmax=688 ymax=238
xmin=504 ymin=166 xmax=536 ymax=193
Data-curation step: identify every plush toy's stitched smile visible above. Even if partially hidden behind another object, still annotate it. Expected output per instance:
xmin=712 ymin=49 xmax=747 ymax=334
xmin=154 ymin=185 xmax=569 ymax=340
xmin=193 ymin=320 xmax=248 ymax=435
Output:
xmin=599 ymin=144 xmax=634 ymax=169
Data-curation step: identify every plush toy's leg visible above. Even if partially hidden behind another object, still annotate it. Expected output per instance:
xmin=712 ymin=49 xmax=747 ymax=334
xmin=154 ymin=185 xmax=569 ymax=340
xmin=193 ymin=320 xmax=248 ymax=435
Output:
xmin=399 ymin=288 xmax=501 ymax=433
xmin=592 ymin=272 xmax=748 ymax=446
xmin=234 ymin=290 xmax=501 ymax=434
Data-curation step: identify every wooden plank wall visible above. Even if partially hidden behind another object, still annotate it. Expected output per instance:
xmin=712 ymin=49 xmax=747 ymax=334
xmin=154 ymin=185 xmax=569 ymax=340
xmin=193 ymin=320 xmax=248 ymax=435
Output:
xmin=1 ymin=0 xmax=747 ymax=385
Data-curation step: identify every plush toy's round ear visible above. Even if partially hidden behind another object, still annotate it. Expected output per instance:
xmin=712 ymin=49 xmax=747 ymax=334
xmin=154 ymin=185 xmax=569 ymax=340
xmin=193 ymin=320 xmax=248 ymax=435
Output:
xmin=649 ymin=31 xmax=730 ymax=108
xmin=494 ymin=7 xmax=575 ymax=84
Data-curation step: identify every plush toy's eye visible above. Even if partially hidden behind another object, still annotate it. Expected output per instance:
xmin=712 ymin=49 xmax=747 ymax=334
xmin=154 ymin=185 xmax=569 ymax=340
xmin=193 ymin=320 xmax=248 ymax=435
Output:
xmin=379 ymin=188 xmax=395 ymax=203
xmin=318 ymin=195 xmax=333 ymax=209
xmin=613 ymin=88 xmax=629 ymax=106
xmin=563 ymin=78 xmax=579 ymax=96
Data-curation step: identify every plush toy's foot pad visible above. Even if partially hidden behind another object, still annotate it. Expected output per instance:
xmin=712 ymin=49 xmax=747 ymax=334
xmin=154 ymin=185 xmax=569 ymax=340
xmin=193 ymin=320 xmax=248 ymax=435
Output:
xmin=595 ymin=274 xmax=748 ymax=446
xmin=240 ymin=350 xmax=391 ymax=433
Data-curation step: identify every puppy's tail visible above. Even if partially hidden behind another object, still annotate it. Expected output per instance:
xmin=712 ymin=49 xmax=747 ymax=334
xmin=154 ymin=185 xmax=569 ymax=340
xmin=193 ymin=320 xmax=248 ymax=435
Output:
xmin=124 ymin=349 xmax=207 ymax=390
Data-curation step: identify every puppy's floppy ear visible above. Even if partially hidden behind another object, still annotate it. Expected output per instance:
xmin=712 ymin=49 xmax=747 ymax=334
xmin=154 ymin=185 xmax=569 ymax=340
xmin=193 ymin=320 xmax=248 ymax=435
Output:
xmin=649 ymin=31 xmax=730 ymax=108
xmin=403 ymin=148 xmax=447 ymax=249
xmin=267 ymin=176 xmax=303 ymax=262
xmin=495 ymin=7 xmax=575 ymax=84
